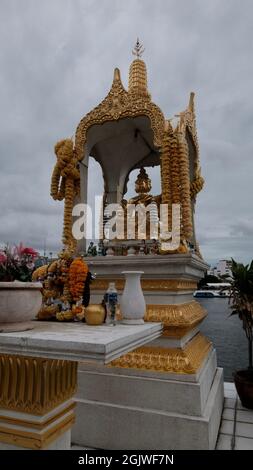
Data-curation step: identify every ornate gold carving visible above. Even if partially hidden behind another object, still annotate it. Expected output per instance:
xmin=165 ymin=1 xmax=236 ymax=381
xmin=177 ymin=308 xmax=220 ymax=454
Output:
xmin=129 ymin=59 xmax=149 ymax=96
xmin=91 ymin=279 xmax=197 ymax=291
xmin=0 ymin=355 xmax=77 ymax=415
xmin=0 ymin=401 xmax=75 ymax=430
xmin=176 ymin=93 xmax=205 ymax=200
xmin=160 ymin=121 xmax=193 ymax=242
xmin=160 ymin=93 xmax=205 ymax=248
xmin=0 ymin=411 xmax=74 ymax=449
xmin=190 ymin=167 xmax=204 ymax=199
xmin=109 ymin=333 xmax=212 ymax=374
xmin=75 ymin=67 xmax=165 ymax=161
xmin=145 ymin=300 xmax=206 ymax=328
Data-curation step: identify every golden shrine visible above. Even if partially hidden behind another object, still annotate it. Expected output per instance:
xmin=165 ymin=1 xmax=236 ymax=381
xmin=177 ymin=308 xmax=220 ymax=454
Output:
xmin=50 ymin=39 xmax=204 ymax=255
xmin=0 ymin=41 xmax=224 ymax=452
xmin=48 ymin=41 xmax=223 ymax=449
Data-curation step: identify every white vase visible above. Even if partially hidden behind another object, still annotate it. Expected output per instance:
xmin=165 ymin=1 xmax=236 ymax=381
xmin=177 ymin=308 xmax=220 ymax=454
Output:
xmin=120 ymin=271 xmax=146 ymax=324
xmin=127 ymin=247 xmax=136 ymax=256
xmin=0 ymin=281 xmax=42 ymax=332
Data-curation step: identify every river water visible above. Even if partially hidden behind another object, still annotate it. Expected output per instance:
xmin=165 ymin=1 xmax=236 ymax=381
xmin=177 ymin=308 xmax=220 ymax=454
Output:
xmin=199 ymin=298 xmax=248 ymax=382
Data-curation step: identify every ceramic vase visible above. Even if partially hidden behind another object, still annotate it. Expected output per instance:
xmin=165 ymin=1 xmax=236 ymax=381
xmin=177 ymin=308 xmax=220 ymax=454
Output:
xmin=120 ymin=271 xmax=146 ymax=324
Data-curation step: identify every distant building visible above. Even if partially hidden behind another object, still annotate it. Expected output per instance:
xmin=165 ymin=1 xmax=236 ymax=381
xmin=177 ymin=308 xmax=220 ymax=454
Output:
xmin=208 ymin=259 xmax=232 ymax=278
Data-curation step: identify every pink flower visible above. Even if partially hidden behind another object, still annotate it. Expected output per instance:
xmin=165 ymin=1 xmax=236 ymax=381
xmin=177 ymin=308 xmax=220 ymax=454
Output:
xmin=13 ymin=243 xmax=38 ymax=259
xmin=21 ymin=247 xmax=38 ymax=258
xmin=0 ymin=251 xmax=7 ymax=264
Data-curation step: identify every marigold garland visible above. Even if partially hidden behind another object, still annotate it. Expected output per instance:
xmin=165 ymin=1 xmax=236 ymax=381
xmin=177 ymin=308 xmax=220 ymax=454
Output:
xmin=32 ymin=264 xmax=48 ymax=281
xmin=50 ymin=139 xmax=80 ymax=250
xmin=161 ymin=127 xmax=172 ymax=232
xmin=177 ymin=130 xmax=193 ymax=240
xmin=69 ymin=258 xmax=89 ymax=302
xmin=169 ymin=133 xmax=181 ymax=205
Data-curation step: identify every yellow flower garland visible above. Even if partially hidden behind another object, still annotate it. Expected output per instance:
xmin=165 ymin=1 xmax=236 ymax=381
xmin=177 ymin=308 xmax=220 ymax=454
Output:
xmin=50 ymin=139 xmax=80 ymax=249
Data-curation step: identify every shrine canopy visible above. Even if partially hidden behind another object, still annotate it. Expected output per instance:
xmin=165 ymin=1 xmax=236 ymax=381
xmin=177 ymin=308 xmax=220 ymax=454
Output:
xmin=74 ymin=55 xmax=165 ymax=204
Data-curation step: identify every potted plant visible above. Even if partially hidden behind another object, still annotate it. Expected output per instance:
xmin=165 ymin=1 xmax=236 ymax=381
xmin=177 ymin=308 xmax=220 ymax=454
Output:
xmin=0 ymin=243 xmax=42 ymax=331
xmin=229 ymin=259 xmax=253 ymax=409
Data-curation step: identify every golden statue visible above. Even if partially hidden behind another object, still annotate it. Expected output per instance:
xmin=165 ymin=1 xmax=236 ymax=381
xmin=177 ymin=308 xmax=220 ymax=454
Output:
xmin=128 ymin=168 xmax=160 ymax=206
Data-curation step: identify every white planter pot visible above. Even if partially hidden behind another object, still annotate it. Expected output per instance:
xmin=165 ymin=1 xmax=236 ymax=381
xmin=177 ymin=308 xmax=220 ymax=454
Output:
xmin=120 ymin=271 xmax=146 ymax=324
xmin=0 ymin=281 xmax=42 ymax=332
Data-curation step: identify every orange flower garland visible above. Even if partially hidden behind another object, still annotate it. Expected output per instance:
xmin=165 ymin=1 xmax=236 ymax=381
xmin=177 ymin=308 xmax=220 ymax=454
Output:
xmin=69 ymin=258 xmax=89 ymax=302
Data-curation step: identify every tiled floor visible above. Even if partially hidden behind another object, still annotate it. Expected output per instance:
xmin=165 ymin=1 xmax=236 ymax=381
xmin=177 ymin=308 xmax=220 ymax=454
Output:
xmin=216 ymin=382 xmax=253 ymax=450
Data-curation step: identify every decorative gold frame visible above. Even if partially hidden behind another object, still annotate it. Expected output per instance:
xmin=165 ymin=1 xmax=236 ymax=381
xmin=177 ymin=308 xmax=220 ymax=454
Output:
xmin=109 ymin=333 xmax=211 ymax=375
xmin=0 ymin=355 xmax=77 ymax=415
xmin=75 ymin=68 xmax=165 ymax=160
xmin=90 ymin=278 xmax=197 ymax=292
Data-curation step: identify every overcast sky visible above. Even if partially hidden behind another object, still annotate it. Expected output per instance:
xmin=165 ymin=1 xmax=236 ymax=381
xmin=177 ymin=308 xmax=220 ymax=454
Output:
xmin=0 ymin=0 xmax=252 ymax=266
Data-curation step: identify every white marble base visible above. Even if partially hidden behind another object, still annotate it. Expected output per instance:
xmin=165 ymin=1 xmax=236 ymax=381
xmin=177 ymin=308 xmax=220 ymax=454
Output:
xmin=0 ymin=321 xmax=162 ymax=363
xmin=75 ymin=349 xmax=217 ymax=416
xmin=72 ymin=367 xmax=224 ymax=450
xmin=149 ymin=324 xmax=201 ymax=349
xmin=0 ymin=321 xmax=35 ymax=333
xmin=121 ymin=319 xmax=144 ymax=325
xmin=91 ymin=291 xmax=194 ymax=306
xmin=85 ymin=254 xmax=208 ymax=280
xmin=0 ymin=400 xmax=74 ymax=450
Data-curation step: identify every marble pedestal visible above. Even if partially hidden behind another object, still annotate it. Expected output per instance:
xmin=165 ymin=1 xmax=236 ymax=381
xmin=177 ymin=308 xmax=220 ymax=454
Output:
xmin=73 ymin=355 xmax=223 ymax=450
xmin=0 ymin=321 xmax=162 ymax=450
xmin=72 ymin=253 xmax=224 ymax=449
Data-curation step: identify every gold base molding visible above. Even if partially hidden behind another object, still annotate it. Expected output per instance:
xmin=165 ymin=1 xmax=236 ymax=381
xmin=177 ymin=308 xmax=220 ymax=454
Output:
xmin=91 ymin=279 xmax=197 ymax=292
xmin=0 ymin=355 xmax=77 ymax=415
xmin=145 ymin=301 xmax=207 ymax=337
xmin=0 ymin=401 xmax=75 ymax=430
xmin=0 ymin=407 xmax=75 ymax=450
xmin=109 ymin=333 xmax=212 ymax=374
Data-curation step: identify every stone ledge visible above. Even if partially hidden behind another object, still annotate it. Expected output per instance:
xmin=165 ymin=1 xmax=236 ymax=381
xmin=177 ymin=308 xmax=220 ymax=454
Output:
xmin=72 ymin=368 xmax=223 ymax=450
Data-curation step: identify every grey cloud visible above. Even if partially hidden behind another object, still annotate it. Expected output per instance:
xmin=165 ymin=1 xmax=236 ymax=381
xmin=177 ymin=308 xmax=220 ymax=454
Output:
xmin=0 ymin=0 xmax=252 ymax=264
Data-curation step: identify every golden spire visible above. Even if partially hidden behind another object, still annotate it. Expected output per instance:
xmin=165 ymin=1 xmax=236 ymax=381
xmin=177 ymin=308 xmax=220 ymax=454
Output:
xmin=129 ymin=38 xmax=149 ymax=97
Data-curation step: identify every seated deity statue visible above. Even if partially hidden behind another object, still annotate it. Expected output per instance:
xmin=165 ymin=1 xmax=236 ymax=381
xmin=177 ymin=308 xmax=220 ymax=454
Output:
xmin=128 ymin=168 xmax=161 ymax=206
xmin=123 ymin=168 xmax=161 ymax=240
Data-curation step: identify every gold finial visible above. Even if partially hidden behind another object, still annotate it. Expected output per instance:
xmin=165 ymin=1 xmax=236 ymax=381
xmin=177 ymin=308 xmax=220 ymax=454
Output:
xmin=132 ymin=38 xmax=145 ymax=59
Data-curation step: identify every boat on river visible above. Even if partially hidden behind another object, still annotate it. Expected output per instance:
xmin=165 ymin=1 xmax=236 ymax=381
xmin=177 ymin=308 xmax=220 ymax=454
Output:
xmin=194 ymin=283 xmax=231 ymax=298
